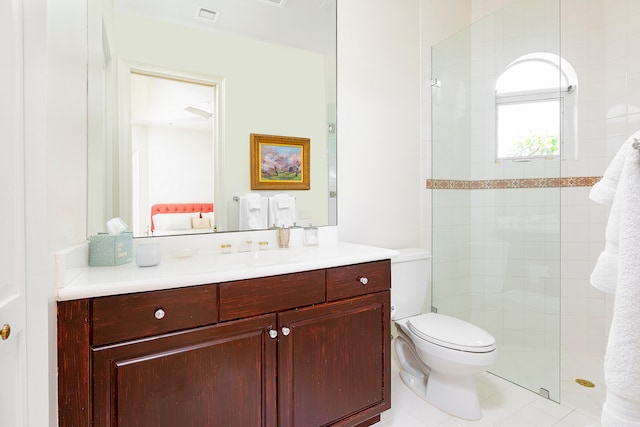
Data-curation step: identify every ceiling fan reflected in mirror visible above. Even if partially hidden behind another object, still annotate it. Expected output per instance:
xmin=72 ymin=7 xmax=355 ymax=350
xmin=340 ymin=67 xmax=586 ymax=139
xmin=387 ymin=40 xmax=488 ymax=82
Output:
xmin=184 ymin=106 xmax=213 ymax=120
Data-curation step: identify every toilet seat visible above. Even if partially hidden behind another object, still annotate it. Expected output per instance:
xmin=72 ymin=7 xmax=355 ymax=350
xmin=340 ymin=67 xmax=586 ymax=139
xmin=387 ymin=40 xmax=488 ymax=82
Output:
xmin=407 ymin=313 xmax=496 ymax=353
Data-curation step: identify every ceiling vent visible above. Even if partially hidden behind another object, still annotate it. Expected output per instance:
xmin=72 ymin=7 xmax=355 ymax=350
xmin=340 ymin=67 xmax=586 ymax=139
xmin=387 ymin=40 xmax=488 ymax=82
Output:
xmin=196 ymin=7 xmax=219 ymax=22
xmin=256 ymin=0 xmax=288 ymax=8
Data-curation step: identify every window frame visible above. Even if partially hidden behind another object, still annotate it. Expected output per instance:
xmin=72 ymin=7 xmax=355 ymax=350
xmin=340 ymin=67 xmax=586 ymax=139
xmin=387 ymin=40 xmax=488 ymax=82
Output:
xmin=495 ymin=54 xmax=577 ymax=161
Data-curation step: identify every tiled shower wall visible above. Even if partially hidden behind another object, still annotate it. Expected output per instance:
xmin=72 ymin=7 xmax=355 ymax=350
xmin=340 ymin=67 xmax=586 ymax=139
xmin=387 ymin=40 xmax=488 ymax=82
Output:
xmin=557 ymin=0 xmax=640 ymax=354
xmin=422 ymin=0 xmax=640 ymax=355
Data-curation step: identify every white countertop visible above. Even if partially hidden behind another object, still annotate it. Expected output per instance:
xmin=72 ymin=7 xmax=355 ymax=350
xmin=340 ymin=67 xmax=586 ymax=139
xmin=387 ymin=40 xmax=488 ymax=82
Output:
xmin=57 ymin=241 xmax=398 ymax=301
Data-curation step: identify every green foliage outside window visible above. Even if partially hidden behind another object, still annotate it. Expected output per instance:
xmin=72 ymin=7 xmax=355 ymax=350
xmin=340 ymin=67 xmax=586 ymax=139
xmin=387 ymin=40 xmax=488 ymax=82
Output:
xmin=510 ymin=134 xmax=558 ymax=157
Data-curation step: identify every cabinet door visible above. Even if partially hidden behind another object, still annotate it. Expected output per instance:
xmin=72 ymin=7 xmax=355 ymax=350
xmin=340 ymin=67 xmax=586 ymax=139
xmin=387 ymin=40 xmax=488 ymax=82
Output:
xmin=278 ymin=291 xmax=391 ymax=427
xmin=92 ymin=314 xmax=277 ymax=427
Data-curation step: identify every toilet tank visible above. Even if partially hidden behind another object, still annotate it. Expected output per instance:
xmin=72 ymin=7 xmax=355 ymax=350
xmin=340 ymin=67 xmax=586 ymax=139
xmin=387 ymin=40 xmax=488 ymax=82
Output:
xmin=391 ymin=248 xmax=431 ymax=320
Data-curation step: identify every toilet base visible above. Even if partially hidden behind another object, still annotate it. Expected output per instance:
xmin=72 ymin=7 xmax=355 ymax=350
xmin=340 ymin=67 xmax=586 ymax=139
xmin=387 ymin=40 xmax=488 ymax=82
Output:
xmin=395 ymin=334 xmax=484 ymax=420
xmin=398 ymin=368 xmax=482 ymax=421
xmin=425 ymin=370 xmax=482 ymax=420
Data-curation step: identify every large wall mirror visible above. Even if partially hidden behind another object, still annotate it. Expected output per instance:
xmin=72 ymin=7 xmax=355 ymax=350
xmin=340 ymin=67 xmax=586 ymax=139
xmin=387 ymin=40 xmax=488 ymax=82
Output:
xmin=88 ymin=0 xmax=337 ymax=238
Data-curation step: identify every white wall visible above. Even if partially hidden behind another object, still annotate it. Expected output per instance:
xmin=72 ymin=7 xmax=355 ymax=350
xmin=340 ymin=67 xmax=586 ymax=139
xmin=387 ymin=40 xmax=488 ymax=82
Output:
xmin=557 ymin=0 xmax=640 ymax=353
xmin=43 ymin=0 xmax=89 ymax=425
xmin=133 ymin=125 xmax=214 ymax=233
xmin=146 ymin=128 xmax=213 ymax=204
xmin=337 ymin=0 xmax=422 ymax=249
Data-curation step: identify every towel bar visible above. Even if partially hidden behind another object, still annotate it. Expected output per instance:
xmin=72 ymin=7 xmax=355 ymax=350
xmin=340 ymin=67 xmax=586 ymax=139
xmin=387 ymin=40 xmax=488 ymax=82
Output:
xmin=233 ymin=195 xmax=296 ymax=201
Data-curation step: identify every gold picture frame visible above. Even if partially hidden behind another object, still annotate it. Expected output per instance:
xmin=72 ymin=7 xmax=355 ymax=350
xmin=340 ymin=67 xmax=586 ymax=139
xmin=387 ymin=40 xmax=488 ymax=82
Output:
xmin=250 ymin=133 xmax=310 ymax=190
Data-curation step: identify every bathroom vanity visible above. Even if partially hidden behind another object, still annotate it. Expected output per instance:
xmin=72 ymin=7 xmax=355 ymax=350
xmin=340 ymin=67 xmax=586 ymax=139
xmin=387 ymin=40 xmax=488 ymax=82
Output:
xmin=57 ymin=242 xmax=394 ymax=427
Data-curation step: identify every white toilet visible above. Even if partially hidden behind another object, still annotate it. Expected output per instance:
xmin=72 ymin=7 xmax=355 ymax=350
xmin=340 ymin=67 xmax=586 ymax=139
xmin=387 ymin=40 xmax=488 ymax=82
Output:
xmin=391 ymin=249 xmax=497 ymax=421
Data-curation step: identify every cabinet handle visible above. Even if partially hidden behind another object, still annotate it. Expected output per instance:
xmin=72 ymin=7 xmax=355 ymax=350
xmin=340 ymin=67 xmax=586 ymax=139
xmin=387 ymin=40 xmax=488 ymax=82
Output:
xmin=359 ymin=277 xmax=369 ymax=285
xmin=154 ymin=308 xmax=165 ymax=320
xmin=281 ymin=326 xmax=291 ymax=336
xmin=269 ymin=329 xmax=278 ymax=339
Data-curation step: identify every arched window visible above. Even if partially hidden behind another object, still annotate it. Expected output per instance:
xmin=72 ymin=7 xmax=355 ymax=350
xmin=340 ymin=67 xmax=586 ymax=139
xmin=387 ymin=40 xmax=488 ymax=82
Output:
xmin=495 ymin=53 xmax=578 ymax=160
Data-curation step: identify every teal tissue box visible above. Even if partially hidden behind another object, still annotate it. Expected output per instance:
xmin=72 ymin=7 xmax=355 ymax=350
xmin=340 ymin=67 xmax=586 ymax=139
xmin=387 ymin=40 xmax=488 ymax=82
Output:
xmin=89 ymin=232 xmax=133 ymax=266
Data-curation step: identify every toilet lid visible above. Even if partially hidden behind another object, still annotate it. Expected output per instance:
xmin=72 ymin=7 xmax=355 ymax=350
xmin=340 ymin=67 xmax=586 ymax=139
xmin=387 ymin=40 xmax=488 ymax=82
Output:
xmin=407 ymin=313 xmax=496 ymax=352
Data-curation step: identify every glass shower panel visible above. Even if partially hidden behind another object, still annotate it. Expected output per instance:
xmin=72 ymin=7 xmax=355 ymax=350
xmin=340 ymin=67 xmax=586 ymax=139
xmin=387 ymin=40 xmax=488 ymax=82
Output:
xmin=431 ymin=0 xmax=561 ymax=402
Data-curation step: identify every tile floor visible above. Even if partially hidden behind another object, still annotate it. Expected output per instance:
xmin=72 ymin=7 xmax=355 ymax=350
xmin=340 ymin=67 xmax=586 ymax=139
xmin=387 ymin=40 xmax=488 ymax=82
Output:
xmin=376 ymin=351 xmax=605 ymax=426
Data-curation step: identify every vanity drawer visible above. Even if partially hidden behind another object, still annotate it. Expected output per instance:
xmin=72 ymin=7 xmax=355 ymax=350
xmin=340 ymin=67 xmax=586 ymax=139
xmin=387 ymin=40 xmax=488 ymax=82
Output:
xmin=219 ymin=270 xmax=326 ymax=321
xmin=92 ymin=285 xmax=218 ymax=346
xmin=326 ymin=260 xmax=391 ymax=301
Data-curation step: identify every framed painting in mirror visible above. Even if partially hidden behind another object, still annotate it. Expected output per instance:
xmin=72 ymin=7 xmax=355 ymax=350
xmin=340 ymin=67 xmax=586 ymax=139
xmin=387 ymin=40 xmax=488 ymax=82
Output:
xmin=250 ymin=133 xmax=310 ymax=190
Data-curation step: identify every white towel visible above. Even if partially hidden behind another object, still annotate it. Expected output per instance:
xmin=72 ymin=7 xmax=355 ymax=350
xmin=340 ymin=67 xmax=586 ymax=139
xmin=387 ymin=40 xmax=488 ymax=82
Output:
xmin=590 ymin=132 xmax=640 ymax=426
xmin=276 ymin=195 xmax=290 ymax=208
xmin=589 ymin=191 xmax=620 ymax=293
xmin=268 ymin=195 xmax=296 ymax=228
xmin=238 ymin=194 xmax=268 ymax=230
xmin=245 ymin=193 xmax=262 ymax=210
xmin=589 ymin=131 xmax=640 ymax=294
xmin=602 ymin=392 xmax=640 ymax=427
xmin=589 ymin=130 xmax=639 ymax=205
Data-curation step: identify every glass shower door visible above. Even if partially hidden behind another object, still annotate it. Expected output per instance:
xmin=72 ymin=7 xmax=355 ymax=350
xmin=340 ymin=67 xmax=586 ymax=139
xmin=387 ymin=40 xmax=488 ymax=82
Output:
xmin=430 ymin=0 xmax=561 ymax=402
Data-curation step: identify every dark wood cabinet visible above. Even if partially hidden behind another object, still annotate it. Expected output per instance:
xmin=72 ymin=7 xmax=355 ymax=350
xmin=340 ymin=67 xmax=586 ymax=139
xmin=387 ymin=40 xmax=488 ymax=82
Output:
xmin=278 ymin=291 xmax=390 ymax=427
xmin=92 ymin=314 xmax=277 ymax=427
xmin=58 ymin=260 xmax=391 ymax=427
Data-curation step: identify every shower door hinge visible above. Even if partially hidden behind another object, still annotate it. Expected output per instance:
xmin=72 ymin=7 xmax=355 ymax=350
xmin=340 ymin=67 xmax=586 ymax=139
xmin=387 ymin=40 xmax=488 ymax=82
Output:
xmin=431 ymin=305 xmax=438 ymax=313
xmin=430 ymin=78 xmax=441 ymax=88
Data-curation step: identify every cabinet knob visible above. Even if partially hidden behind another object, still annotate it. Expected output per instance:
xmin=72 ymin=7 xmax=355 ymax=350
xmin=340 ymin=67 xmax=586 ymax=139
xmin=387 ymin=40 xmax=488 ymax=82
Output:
xmin=1 ymin=324 xmax=10 ymax=341
xmin=269 ymin=329 xmax=278 ymax=339
xmin=154 ymin=308 xmax=165 ymax=320
xmin=359 ymin=277 xmax=369 ymax=285
xmin=281 ymin=326 xmax=291 ymax=336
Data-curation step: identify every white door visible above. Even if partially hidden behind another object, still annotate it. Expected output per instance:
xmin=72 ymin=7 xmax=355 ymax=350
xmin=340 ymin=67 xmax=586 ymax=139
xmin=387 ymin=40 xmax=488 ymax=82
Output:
xmin=0 ymin=0 xmax=28 ymax=425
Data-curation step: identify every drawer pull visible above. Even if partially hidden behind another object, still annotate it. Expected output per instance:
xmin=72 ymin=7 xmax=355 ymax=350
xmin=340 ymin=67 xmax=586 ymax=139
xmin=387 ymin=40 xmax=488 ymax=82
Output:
xmin=269 ymin=329 xmax=278 ymax=339
xmin=281 ymin=326 xmax=291 ymax=336
xmin=359 ymin=277 xmax=369 ymax=285
xmin=154 ymin=308 xmax=166 ymax=320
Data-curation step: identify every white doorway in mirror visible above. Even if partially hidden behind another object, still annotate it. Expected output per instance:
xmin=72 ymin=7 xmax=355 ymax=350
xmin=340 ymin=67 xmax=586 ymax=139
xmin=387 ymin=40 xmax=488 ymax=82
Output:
xmin=128 ymin=70 xmax=218 ymax=236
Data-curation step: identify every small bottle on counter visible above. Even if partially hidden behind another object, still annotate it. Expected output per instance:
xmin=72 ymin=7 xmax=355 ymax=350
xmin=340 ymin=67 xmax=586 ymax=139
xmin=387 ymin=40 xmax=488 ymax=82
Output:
xmin=221 ymin=243 xmax=232 ymax=254
xmin=303 ymin=224 xmax=319 ymax=246
xmin=258 ymin=241 xmax=269 ymax=251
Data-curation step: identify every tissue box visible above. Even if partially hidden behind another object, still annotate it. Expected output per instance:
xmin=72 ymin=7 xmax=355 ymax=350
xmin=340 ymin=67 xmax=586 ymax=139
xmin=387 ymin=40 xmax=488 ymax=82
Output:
xmin=89 ymin=232 xmax=133 ymax=266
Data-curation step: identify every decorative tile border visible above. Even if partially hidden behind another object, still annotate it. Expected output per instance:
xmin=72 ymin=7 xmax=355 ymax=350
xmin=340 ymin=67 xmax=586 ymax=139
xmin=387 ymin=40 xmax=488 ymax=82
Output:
xmin=426 ymin=176 xmax=601 ymax=190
